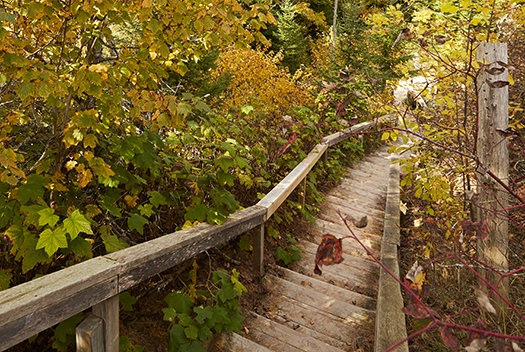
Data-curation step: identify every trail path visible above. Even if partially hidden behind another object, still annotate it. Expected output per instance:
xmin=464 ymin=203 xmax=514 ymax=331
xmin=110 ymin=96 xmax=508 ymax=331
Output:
xmin=214 ymin=148 xmax=396 ymax=351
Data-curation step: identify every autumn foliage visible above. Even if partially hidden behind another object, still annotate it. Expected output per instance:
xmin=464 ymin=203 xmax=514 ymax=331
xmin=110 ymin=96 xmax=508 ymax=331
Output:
xmin=211 ymin=47 xmax=313 ymax=117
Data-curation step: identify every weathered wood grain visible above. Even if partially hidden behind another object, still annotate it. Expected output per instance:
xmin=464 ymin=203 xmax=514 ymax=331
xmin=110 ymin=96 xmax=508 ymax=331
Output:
xmin=375 ymin=154 xmax=409 ymax=352
xmin=476 ymin=42 xmax=510 ymax=314
xmin=243 ymin=311 xmax=345 ymax=352
xmin=253 ymin=224 xmax=265 ymax=276
xmin=105 ymin=205 xmax=266 ymax=291
xmin=211 ymin=333 xmax=275 ymax=352
xmin=276 ymin=266 xmax=376 ymax=310
xmin=0 ymin=257 xmax=119 ymax=351
xmin=322 ymin=121 xmax=378 ymax=146
xmin=263 ymin=293 xmax=369 ymax=345
xmin=76 ymin=315 xmax=104 ymax=352
xmin=92 ymin=295 xmax=119 ymax=352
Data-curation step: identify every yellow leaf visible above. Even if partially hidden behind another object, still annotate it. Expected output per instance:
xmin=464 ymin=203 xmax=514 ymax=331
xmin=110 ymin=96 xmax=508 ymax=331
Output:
xmin=75 ymin=164 xmax=93 ymax=188
xmin=470 ymin=17 xmax=481 ymax=26
xmin=441 ymin=3 xmax=459 ymax=13
xmin=83 ymin=134 xmax=98 ymax=149
xmin=88 ymin=63 xmax=109 ymax=73
xmin=142 ymin=0 xmax=152 ymax=8
xmin=83 ymin=150 xmax=94 ymax=161
xmin=509 ymin=73 xmax=515 ymax=85
xmin=124 ymin=195 xmax=137 ymax=208
xmin=89 ymin=157 xmax=115 ymax=179
xmin=65 ymin=160 xmax=77 ymax=171
xmin=460 ymin=0 xmax=472 ymax=7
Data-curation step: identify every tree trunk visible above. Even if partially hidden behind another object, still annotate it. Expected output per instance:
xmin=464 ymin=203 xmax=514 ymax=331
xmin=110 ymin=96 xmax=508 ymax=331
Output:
xmin=332 ymin=0 xmax=338 ymax=59
xmin=475 ymin=42 xmax=509 ymax=314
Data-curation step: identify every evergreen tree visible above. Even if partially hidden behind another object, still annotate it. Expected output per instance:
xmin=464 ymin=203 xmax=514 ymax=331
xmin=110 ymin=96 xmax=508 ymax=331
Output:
xmin=336 ymin=3 xmax=409 ymax=92
xmin=274 ymin=0 xmax=309 ymax=73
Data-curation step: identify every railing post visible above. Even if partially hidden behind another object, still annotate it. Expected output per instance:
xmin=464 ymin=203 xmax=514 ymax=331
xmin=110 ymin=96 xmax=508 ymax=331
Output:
xmin=253 ymin=223 xmax=265 ymax=276
xmin=76 ymin=315 xmax=104 ymax=352
xmin=91 ymin=295 xmax=119 ymax=352
xmin=299 ymin=177 xmax=307 ymax=209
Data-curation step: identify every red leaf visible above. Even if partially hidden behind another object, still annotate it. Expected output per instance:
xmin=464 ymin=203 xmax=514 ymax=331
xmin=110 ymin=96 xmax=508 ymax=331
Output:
xmin=424 ymin=217 xmax=439 ymax=236
xmin=402 ymin=302 xmax=431 ymax=318
xmin=440 ymin=326 xmax=460 ymax=350
xmin=494 ymin=339 xmax=514 ymax=352
xmin=314 ymin=234 xmax=344 ymax=275
xmin=402 ymin=300 xmax=437 ymax=319
xmin=468 ymin=318 xmax=489 ymax=343
xmin=336 ymin=99 xmax=349 ymax=117
xmin=278 ymin=132 xmax=297 ymax=156
xmin=460 ymin=220 xmax=489 ymax=240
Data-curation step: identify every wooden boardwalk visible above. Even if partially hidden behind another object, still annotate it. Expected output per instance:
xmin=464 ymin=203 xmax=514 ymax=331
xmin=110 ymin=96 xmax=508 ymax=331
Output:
xmin=213 ymin=148 xmax=393 ymax=352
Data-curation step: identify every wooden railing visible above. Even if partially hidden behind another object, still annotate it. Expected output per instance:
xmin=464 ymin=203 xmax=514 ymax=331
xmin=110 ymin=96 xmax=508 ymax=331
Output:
xmin=0 ymin=119 xmax=382 ymax=352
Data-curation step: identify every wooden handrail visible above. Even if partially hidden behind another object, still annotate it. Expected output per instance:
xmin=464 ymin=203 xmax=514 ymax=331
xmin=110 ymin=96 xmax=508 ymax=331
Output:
xmin=0 ymin=119 xmax=381 ymax=351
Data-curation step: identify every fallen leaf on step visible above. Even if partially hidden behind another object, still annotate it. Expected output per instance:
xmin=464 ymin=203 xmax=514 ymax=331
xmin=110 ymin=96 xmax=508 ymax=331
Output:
xmin=314 ymin=234 xmax=344 ymax=275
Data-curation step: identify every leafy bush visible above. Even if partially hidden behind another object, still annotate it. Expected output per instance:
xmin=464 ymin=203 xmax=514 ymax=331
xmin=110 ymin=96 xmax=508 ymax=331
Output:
xmin=163 ymin=264 xmax=246 ymax=352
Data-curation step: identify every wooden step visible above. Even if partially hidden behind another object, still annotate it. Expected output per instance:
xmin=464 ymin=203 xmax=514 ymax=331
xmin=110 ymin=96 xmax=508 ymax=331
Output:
xmin=210 ymin=332 xmax=275 ymax=352
xmin=243 ymin=311 xmax=346 ymax=352
xmin=323 ymin=190 xmax=387 ymax=214
xmin=259 ymin=275 xmax=373 ymax=349
xmin=309 ymin=220 xmax=381 ymax=259
xmin=275 ymin=266 xmax=376 ymax=310
xmin=289 ymin=247 xmax=378 ymax=298
xmin=326 ymin=184 xmax=387 ymax=209
xmin=313 ymin=216 xmax=383 ymax=242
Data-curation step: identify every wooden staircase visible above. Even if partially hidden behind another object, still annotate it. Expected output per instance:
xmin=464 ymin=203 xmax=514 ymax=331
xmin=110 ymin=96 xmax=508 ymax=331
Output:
xmin=212 ymin=149 xmax=393 ymax=352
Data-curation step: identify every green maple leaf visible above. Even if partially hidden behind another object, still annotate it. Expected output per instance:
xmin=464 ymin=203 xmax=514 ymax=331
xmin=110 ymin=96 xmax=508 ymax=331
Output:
xmin=17 ymin=174 xmax=49 ymax=205
xmin=0 ymin=269 xmax=12 ymax=291
xmin=36 ymin=227 xmax=68 ymax=256
xmin=38 ymin=207 xmax=59 ymax=228
xmin=128 ymin=213 xmax=148 ymax=235
xmin=63 ymin=210 xmax=93 ymax=240
xmin=148 ymin=191 xmax=167 ymax=207
xmin=101 ymin=233 xmax=129 ymax=253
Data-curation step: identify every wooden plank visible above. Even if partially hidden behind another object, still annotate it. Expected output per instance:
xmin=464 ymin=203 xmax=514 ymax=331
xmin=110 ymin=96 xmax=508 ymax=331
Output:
xmin=257 ymin=144 xmax=328 ymax=218
xmin=92 ymin=295 xmax=119 ymax=352
xmin=105 ymin=205 xmax=266 ymax=291
xmin=253 ymin=223 xmax=265 ymax=276
xmin=211 ymin=333 xmax=275 ymax=352
xmin=276 ymin=266 xmax=376 ymax=310
xmin=315 ymin=213 xmax=383 ymax=236
xmin=289 ymin=255 xmax=378 ymax=297
xmin=269 ymin=313 xmax=348 ymax=350
xmin=322 ymin=121 xmax=378 ymax=146
xmin=77 ymin=315 xmax=104 ymax=352
xmin=316 ymin=211 xmax=383 ymax=236
xmin=375 ymin=155 xmax=408 ymax=352
xmin=475 ymin=42 xmax=510 ymax=313
xmin=337 ymin=174 xmax=389 ymax=197
xmin=321 ymin=193 xmax=386 ymax=219
xmin=244 ymin=311 xmax=345 ymax=352
xmin=263 ymin=293 xmax=370 ymax=345
xmin=265 ymin=274 xmax=373 ymax=319
xmin=0 ymin=257 xmax=120 ymax=351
